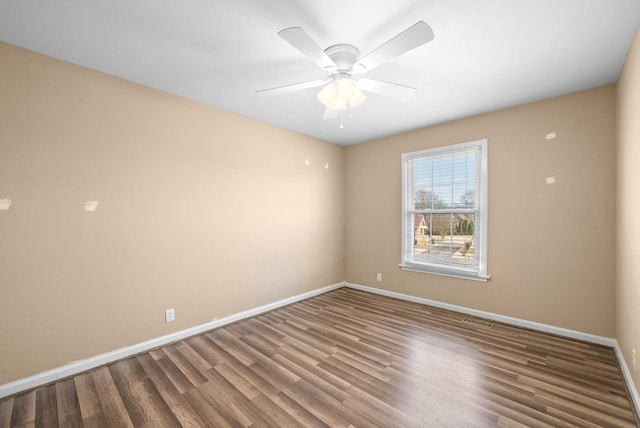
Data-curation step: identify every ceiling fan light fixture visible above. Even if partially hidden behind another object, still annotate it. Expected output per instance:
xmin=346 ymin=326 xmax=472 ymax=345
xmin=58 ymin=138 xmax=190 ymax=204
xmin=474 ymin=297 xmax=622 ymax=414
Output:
xmin=261 ymin=22 xmax=434 ymax=119
xmin=317 ymin=77 xmax=366 ymax=111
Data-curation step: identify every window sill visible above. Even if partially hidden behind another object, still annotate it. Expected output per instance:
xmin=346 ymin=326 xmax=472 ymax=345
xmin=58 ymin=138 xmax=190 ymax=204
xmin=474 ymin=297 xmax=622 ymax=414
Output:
xmin=398 ymin=264 xmax=490 ymax=282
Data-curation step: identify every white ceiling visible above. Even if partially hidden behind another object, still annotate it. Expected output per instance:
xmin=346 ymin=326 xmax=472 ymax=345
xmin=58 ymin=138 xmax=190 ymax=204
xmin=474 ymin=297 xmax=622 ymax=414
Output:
xmin=1 ymin=1 xmax=639 ymax=145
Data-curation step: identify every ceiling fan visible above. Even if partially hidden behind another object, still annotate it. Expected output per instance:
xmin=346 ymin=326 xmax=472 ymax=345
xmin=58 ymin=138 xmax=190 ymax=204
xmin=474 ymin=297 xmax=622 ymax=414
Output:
xmin=257 ymin=22 xmax=435 ymax=121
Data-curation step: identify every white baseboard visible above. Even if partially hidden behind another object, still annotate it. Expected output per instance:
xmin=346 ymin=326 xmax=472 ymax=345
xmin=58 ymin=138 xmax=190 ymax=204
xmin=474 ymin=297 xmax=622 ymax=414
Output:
xmin=345 ymin=282 xmax=616 ymax=346
xmin=0 ymin=281 xmax=345 ymax=399
xmin=345 ymin=282 xmax=640 ymax=414
xmin=614 ymin=341 xmax=640 ymax=416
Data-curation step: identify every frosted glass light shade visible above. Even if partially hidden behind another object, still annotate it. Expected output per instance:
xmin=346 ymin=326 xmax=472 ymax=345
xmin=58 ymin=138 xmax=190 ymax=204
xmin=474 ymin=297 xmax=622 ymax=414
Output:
xmin=317 ymin=77 xmax=366 ymax=110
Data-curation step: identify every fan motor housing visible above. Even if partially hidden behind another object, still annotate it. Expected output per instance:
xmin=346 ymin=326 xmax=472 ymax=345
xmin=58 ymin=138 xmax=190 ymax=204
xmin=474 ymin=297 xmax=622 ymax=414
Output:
xmin=324 ymin=44 xmax=360 ymax=72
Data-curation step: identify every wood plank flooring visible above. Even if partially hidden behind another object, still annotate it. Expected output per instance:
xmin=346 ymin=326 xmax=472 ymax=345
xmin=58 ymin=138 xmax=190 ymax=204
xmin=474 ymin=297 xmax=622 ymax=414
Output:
xmin=1 ymin=288 xmax=638 ymax=427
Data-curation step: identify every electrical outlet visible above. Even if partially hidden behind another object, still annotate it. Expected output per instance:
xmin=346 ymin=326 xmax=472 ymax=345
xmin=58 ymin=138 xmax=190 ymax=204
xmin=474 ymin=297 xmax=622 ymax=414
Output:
xmin=165 ymin=308 xmax=175 ymax=323
xmin=633 ymin=348 xmax=637 ymax=370
xmin=376 ymin=273 xmax=382 ymax=281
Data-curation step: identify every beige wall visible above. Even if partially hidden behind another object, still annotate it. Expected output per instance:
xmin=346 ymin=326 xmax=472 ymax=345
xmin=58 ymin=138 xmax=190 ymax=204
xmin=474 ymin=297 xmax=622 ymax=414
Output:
xmin=0 ymin=42 xmax=345 ymax=384
xmin=617 ymin=28 xmax=640 ymax=395
xmin=345 ymin=85 xmax=617 ymax=337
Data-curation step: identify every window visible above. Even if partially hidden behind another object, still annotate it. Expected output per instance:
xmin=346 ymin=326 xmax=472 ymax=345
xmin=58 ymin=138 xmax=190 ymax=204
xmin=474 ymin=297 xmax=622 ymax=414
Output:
xmin=401 ymin=139 xmax=488 ymax=281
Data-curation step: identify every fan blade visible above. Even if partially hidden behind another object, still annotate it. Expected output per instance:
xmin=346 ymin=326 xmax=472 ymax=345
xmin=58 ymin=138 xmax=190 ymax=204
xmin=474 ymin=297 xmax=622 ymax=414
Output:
xmin=322 ymin=107 xmax=338 ymax=120
xmin=256 ymin=79 xmax=327 ymax=97
xmin=354 ymin=21 xmax=434 ymax=73
xmin=357 ymin=78 xmax=417 ymax=101
xmin=278 ymin=27 xmax=337 ymax=71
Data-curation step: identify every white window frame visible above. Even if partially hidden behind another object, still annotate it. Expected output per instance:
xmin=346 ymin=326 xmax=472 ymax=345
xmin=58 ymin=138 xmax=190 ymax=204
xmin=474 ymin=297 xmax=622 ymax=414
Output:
xmin=401 ymin=139 xmax=489 ymax=281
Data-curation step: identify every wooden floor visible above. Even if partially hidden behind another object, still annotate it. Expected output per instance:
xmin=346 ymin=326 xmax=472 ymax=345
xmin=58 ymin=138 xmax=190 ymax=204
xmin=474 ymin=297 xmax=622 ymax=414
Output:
xmin=0 ymin=288 xmax=637 ymax=427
